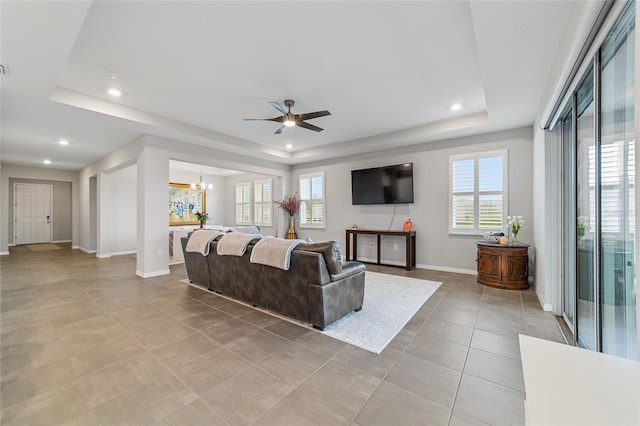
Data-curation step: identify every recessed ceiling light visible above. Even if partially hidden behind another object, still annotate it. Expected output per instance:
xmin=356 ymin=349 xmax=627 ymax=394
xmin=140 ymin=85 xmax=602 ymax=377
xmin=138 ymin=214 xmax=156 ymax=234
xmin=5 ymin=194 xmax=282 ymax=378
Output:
xmin=105 ymin=69 xmax=119 ymax=79
xmin=108 ymin=88 xmax=122 ymax=97
xmin=450 ymin=103 xmax=462 ymax=111
xmin=58 ymin=139 xmax=69 ymax=146
xmin=43 ymin=159 xmax=51 ymax=165
xmin=286 ymin=144 xmax=293 ymax=149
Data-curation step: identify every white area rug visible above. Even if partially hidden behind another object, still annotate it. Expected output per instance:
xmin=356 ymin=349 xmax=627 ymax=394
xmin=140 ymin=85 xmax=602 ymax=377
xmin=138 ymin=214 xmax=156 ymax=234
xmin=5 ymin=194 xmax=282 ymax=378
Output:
xmin=181 ymin=271 xmax=441 ymax=354
xmin=322 ymin=272 xmax=441 ymax=353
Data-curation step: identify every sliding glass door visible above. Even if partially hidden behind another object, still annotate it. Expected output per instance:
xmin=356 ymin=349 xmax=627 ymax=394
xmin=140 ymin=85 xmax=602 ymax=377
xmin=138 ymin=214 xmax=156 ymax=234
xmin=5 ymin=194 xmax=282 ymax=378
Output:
xmin=575 ymin=66 xmax=597 ymax=350
xmin=599 ymin=10 xmax=636 ymax=359
xmin=559 ymin=1 xmax=636 ymax=359
xmin=562 ymin=110 xmax=575 ymax=333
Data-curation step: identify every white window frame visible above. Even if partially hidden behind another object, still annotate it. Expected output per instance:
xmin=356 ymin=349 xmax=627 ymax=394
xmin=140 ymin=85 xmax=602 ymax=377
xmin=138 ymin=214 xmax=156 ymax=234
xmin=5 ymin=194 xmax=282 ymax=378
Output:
xmin=235 ymin=182 xmax=252 ymax=225
xmin=253 ymin=179 xmax=273 ymax=227
xmin=299 ymin=172 xmax=326 ymax=229
xmin=449 ymin=149 xmax=508 ymax=235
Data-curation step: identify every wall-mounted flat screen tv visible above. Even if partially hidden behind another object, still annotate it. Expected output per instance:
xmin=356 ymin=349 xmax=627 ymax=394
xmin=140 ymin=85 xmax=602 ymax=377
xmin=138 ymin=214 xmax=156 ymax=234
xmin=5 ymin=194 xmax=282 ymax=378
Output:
xmin=351 ymin=163 xmax=414 ymax=205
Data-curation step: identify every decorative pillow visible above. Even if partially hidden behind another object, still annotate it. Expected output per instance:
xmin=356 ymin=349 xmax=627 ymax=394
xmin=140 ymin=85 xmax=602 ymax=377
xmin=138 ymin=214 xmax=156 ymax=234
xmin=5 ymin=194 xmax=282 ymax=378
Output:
xmin=297 ymin=241 xmax=342 ymax=275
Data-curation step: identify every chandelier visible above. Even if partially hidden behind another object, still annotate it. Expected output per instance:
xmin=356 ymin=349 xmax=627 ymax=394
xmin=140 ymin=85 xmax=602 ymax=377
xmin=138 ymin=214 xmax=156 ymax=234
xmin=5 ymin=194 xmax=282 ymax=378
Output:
xmin=191 ymin=175 xmax=207 ymax=192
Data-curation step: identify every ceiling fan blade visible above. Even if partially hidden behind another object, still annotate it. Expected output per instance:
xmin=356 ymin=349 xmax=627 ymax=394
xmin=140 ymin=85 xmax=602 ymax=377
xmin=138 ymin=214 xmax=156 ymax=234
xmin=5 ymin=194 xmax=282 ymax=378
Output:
xmin=296 ymin=121 xmax=324 ymax=132
xmin=274 ymin=126 xmax=285 ymax=134
xmin=295 ymin=110 xmax=331 ymax=121
xmin=269 ymin=101 xmax=286 ymax=115
xmin=244 ymin=116 xmax=284 ymax=123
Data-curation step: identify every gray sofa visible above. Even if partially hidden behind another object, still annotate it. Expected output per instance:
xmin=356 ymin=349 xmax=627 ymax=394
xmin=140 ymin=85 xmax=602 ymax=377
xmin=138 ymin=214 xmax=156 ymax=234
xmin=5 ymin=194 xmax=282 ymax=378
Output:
xmin=181 ymin=236 xmax=365 ymax=330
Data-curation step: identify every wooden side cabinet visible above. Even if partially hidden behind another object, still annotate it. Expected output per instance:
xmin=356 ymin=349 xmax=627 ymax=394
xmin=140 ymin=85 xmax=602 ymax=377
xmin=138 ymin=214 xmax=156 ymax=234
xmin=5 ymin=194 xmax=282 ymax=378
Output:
xmin=476 ymin=241 xmax=529 ymax=290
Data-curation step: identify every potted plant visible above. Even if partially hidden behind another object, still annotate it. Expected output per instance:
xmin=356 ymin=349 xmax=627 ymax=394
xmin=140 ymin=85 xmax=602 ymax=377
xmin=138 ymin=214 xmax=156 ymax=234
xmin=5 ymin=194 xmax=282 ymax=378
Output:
xmin=195 ymin=211 xmax=209 ymax=229
xmin=274 ymin=193 xmax=301 ymax=239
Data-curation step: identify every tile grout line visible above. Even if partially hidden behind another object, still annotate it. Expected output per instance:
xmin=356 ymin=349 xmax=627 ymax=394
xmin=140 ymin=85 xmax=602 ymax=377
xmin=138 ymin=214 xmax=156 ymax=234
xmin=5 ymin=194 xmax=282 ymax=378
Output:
xmin=347 ymin=282 xmax=452 ymax=425
xmin=444 ymin=284 xmax=484 ymax=426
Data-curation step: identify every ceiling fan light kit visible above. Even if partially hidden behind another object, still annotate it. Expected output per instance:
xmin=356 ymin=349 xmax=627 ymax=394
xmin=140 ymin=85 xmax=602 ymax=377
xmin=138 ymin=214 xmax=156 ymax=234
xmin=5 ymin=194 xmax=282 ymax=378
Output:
xmin=244 ymin=99 xmax=331 ymax=134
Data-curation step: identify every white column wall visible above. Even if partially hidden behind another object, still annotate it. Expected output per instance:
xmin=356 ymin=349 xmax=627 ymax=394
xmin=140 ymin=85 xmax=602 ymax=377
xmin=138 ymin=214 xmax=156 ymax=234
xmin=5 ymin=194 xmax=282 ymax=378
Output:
xmin=97 ymin=171 xmax=112 ymax=258
xmin=136 ymin=147 xmax=170 ymax=278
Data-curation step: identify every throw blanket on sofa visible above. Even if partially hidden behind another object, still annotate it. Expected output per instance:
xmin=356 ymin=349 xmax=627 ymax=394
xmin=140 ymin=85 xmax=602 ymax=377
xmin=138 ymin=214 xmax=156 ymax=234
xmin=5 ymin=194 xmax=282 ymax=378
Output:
xmin=185 ymin=230 xmax=223 ymax=256
xmin=216 ymin=232 xmax=262 ymax=256
xmin=250 ymin=236 xmax=305 ymax=270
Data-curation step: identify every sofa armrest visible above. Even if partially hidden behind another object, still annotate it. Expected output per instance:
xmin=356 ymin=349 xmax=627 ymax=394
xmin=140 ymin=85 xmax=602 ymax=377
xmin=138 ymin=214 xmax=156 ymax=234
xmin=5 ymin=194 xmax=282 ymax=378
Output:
xmin=329 ymin=261 xmax=365 ymax=281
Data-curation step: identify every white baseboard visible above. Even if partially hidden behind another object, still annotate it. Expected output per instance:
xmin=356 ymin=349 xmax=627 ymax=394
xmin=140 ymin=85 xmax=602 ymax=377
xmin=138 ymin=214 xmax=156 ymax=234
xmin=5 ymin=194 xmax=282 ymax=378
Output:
xmin=417 ymin=264 xmax=477 ymax=275
xmin=136 ymin=269 xmax=170 ymax=278
xmin=53 ymin=240 xmax=71 ymax=243
xmin=97 ymin=250 xmax=137 ymax=259
xmin=111 ymin=250 xmax=137 ymax=256
xmin=78 ymin=247 xmax=96 ymax=254
xmin=72 ymin=245 xmax=79 ymax=249
xmin=535 ymin=286 xmax=552 ymax=311
xmin=0 ymin=251 xmax=9 ymax=256
xmin=357 ymin=257 xmax=406 ymax=267
xmin=8 ymin=243 xmax=15 ymax=247
xmin=355 ymin=257 xmax=477 ymax=275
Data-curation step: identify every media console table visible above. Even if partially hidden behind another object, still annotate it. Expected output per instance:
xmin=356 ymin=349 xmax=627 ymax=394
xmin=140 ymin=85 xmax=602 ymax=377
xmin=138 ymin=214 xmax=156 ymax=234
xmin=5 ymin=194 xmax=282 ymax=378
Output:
xmin=345 ymin=229 xmax=416 ymax=270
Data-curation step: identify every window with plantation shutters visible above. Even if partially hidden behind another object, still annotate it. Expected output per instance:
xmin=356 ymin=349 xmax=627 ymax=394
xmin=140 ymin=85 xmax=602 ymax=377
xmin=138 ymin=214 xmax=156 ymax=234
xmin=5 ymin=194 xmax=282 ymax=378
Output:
xmin=299 ymin=172 xmax=325 ymax=228
xmin=253 ymin=179 xmax=273 ymax=226
xmin=589 ymin=142 xmax=635 ymax=235
xmin=235 ymin=182 xmax=252 ymax=225
xmin=449 ymin=150 xmax=508 ymax=234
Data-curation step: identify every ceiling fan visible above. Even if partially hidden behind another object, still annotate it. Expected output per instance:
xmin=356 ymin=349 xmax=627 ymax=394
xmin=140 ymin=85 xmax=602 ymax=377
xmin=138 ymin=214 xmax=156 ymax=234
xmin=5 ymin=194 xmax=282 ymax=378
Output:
xmin=244 ymin=99 xmax=331 ymax=134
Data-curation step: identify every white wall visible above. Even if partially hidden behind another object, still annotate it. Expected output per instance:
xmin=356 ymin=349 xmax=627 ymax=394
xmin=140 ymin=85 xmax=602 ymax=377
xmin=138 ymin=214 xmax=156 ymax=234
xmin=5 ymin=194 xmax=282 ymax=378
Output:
xmin=111 ymin=165 xmax=137 ymax=254
xmin=292 ymin=127 xmax=534 ymax=274
xmin=532 ymin=127 xmax=551 ymax=310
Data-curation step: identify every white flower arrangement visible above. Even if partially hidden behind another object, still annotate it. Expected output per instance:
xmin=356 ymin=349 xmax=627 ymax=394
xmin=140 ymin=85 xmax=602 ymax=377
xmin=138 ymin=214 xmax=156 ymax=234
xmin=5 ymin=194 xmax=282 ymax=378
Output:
xmin=507 ymin=215 xmax=524 ymax=241
xmin=577 ymin=216 xmax=589 ymax=237
xmin=577 ymin=216 xmax=589 ymax=227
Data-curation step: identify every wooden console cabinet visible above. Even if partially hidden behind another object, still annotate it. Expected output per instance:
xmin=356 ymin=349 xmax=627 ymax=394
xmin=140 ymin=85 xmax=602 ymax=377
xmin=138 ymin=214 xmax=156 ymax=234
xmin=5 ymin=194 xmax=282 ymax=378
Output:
xmin=476 ymin=241 xmax=529 ymax=290
xmin=346 ymin=229 xmax=416 ymax=270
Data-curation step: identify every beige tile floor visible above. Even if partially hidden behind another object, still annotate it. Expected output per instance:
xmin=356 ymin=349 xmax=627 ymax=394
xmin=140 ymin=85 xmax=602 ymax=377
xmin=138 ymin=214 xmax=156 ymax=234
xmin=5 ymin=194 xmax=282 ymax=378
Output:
xmin=0 ymin=243 xmax=565 ymax=425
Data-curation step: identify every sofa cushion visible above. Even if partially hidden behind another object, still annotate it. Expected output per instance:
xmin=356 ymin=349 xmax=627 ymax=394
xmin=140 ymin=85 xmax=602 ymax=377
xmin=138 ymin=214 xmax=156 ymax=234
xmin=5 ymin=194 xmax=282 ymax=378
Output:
xmin=297 ymin=241 xmax=342 ymax=275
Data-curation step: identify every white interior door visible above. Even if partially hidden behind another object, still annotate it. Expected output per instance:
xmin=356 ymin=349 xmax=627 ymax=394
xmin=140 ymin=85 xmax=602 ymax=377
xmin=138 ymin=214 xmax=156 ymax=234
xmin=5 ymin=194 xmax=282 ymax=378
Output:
xmin=15 ymin=183 xmax=52 ymax=245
